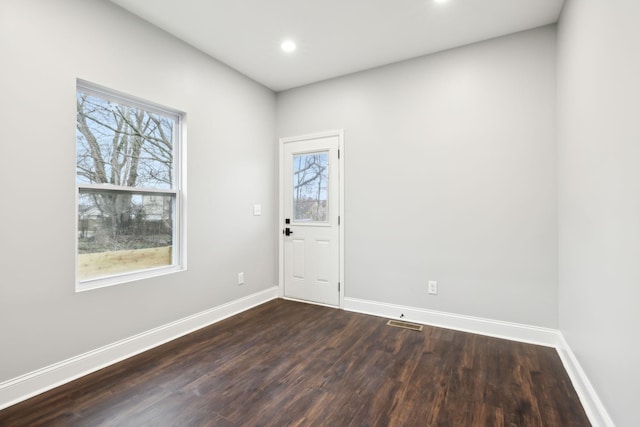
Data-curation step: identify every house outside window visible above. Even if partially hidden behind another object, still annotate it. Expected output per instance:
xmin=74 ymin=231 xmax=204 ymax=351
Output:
xmin=76 ymin=80 xmax=184 ymax=290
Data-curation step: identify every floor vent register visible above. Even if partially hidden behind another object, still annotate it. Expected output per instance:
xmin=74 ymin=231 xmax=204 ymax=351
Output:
xmin=386 ymin=319 xmax=424 ymax=332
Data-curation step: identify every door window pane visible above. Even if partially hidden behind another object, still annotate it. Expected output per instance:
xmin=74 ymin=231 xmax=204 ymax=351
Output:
xmin=293 ymin=152 xmax=328 ymax=222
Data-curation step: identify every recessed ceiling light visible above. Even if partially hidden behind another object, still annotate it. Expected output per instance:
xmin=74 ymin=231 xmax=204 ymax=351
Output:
xmin=281 ymin=40 xmax=297 ymax=53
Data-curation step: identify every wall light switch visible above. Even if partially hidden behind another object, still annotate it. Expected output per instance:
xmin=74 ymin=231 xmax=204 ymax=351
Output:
xmin=428 ymin=281 xmax=438 ymax=295
xmin=238 ymin=272 xmax=245 ymax=285
xmin=253 ymin=204 xmax=262 ymax=216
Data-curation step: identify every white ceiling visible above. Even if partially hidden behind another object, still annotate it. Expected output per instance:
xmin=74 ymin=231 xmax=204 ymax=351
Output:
xmin=109 ymin=0 xmax=565 ymax=92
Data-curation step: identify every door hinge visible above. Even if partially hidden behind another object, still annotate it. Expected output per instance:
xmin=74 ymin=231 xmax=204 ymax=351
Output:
xmin=338 ymin=282 xmax=341 ymax=292
xmin=338 ymin=149 xmax=340 ymax=159
xmin=338 ymin=216 xmax=340 ymax=225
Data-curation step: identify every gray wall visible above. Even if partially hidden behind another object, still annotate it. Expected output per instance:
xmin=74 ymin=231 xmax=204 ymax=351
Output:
xmin=557 ymin=0 xmax=640 ymax=425
xmin=0 ymin=0 xmax=277 ymax=382
xmin=277 ymin=27 xmax=558 ymax=328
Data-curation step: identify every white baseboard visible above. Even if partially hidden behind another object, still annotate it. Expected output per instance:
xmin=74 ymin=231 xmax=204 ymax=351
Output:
xmin=343 ymin=296 xmax=613 ymax=427
xmin=343 ymin=296 xmax=559 ymax=347
xmin=0 ymin=286 xmax=279 ymax=411
xmin=556 ymin=333 xmax=615 ymax=427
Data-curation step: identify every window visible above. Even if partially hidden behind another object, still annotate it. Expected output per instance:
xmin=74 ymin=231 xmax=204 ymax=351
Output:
xmin=76 ymin=80 xmax=184 ymax=290
xmin=293 ymin=152 xmax=329 ymax=222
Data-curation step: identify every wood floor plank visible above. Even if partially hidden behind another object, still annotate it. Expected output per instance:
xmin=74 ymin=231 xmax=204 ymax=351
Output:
xmin=0 ymin=299 xmax=590 ymax=426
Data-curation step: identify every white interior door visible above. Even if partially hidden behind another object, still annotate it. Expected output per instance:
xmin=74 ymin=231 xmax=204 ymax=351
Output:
xmin=281 ymin=132 xmax=341 ymax=307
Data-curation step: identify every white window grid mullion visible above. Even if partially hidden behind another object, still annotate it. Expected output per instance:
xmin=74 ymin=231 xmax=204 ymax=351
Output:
xmin=78 ymin=184 xmax=177 ymax=196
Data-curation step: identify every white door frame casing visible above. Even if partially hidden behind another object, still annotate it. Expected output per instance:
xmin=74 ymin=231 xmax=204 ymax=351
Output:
xmin=278 ymin=130 xmax=345 ymax=308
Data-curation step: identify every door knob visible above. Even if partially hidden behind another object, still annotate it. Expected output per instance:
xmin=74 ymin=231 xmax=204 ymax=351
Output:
xmin=283 ymin=227 xmax=293 ymax=236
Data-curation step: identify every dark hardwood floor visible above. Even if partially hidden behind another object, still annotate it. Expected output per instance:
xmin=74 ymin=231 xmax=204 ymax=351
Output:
xmin=0 ymin=299 xmax=590 ymax=426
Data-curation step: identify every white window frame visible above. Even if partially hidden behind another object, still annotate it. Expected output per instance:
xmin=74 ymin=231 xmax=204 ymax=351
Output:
xmin=75 ymin=80 xmax=186 ymax=291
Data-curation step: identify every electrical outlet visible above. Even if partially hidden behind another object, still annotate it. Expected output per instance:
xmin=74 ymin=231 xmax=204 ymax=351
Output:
xmin=428 ymin=280 xmax=438 ymax=295
xmin=238 ymin=272 xmax=245 ymax=285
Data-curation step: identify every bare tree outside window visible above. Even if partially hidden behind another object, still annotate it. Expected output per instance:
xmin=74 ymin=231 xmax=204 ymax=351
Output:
xmin=293 ymin=152 xmax=328 ymax=222
xmin=76 ymin=83 xmax=181 ymax=284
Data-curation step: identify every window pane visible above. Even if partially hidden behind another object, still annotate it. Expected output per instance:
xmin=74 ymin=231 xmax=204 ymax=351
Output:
xmin=76 ymin=92 xmax=174 ymax=190
xmin=293 ymin=152 xmax=329 ymax=222
xmin=77 ymin=191 xmax=174 ymax=281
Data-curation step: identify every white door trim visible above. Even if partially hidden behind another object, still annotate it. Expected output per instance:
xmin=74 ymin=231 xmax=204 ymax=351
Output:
xmin=278 ymin=130 xmax=344 ymax=308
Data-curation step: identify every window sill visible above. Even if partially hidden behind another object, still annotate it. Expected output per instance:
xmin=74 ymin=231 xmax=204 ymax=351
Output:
xmin=75 ymin=265 xmax=186 ymax=292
